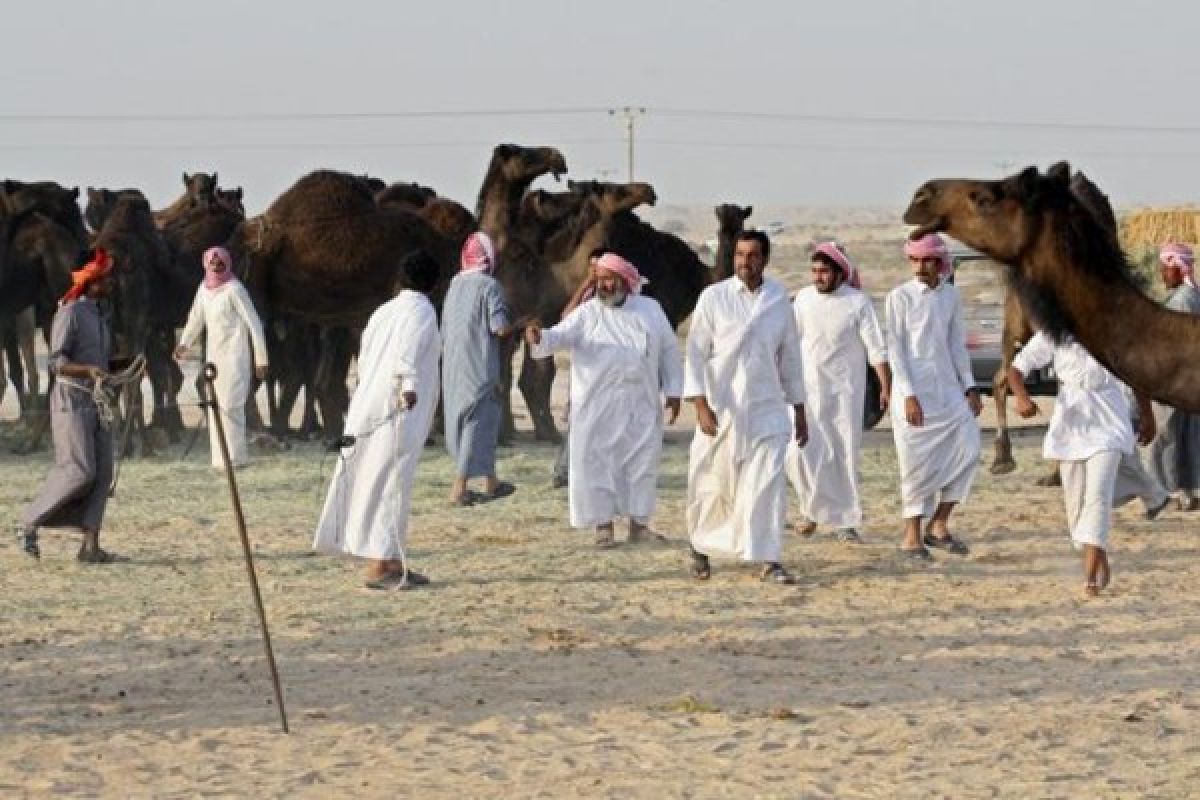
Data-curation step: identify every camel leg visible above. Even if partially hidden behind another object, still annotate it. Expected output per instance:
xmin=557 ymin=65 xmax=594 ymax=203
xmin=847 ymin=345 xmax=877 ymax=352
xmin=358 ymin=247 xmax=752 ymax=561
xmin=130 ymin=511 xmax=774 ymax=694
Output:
xmin=990 ymin=362 xmax=1016 ymax=475
xmin=498 ymin=336 xmax=518 ymax=445
xmin=16 ymin=308 xmax=38 ymax=418
xmin=517 ymin=344 xmax=560 ymax=443
xmin=313 ymin=327 xmax=353 ymax=443
xmin=2 ymin=318 xmax=26 ymax=418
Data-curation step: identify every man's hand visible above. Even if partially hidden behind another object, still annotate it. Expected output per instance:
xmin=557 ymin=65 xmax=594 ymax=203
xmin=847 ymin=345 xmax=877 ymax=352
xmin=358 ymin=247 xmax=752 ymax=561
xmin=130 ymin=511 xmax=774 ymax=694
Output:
xmin=693 ymin=397 xmax=718 ymax=436
xmin=904 ymin=395 xmax=924 ymax=427
xmin=525 ymin=322 xmax=542 ymax=348
xmin=966 ymin=388 xmax=983 ymax=417
xmin=402 ymin=391 xmax=417 ymax=411
xmin=879 ymin=381 xmax=891 ymax=413
xmin=88 ymin=366 xmax=109 ymax=384
xmin=664 ymin=397 xmax=681 ymax=425
xmin=173 ymin=345 xmax=189 ymax=360
xmin=254 ymin=365 xmax=268 ymax=381
xmin=1137 ymin=413 xmax=1157 ymax=447
xmin=793 ymin=405 xmax=808 ymax=447
xmin=1015 ymin=395 xmax=1039 ymax=419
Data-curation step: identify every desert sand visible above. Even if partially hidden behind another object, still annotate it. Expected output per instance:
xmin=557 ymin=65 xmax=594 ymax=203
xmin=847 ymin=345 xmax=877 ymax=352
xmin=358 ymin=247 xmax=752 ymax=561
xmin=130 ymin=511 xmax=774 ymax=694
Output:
xmin=2 ymin=244 xmax=1198 ymax=799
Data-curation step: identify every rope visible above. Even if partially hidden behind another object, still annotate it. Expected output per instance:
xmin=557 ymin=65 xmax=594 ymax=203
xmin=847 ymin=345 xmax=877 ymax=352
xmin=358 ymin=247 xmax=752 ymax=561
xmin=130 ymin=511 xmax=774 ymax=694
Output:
xmin=57 ymin=355 xmax=148 ymax=430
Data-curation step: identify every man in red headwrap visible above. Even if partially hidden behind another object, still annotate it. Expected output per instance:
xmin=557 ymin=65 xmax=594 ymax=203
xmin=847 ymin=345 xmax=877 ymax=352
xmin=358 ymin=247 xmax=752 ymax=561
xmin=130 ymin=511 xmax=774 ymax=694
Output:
xmin=787 ymin=242 xmax=891 ymax=544
xmin=1147 ymin=243 xmax=1200 ymax=511
xmin=526 ymin=252 xmax=682 ymax=548
xmin=21 ymin=249 xmax=122 ymax=562
xmin=886 ymin=233 xmax=983 ymax=562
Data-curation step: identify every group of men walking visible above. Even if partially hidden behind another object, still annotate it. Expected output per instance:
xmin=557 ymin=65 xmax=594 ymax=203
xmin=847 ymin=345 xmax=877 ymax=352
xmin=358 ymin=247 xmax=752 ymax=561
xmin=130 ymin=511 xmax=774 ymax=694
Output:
xmin=18 ymin=227 xmax=1200 ymax=598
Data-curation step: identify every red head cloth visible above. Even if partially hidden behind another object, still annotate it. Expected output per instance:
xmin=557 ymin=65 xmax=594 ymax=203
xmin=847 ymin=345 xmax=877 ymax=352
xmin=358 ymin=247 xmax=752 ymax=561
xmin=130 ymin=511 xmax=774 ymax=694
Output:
xmin=594 ymin=252 xmax=646 ymax=294
xmin=460 ymin=231 xmax=497 ymax=273
xmin=812 ymin=241 xmax=862 ymax=290
xmin=60 ymin=248 xmax=113 ymax=304
xmin=904 ymin=233 xmax=952 ymax=277
xmin=1160 ymin=242 xmax=1195 ymax=283
xmin=202 ymin=246 xmax=236 ymax=290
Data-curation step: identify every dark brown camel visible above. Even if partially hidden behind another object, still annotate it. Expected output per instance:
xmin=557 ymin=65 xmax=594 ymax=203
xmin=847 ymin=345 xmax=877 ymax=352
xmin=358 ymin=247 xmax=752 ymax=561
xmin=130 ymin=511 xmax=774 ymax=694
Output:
xmin=215 ymin=187 xmax=245 ymax=216
xmin=473 ymin=145 xmax=568 ymax=441
xmin=714 ymin=204 xmax=752 ymax=281
xmin=227 ymin=170 xmax=456 ymax=439
xmin=154 ymin=172 xmax=218 ymax=229
xmin=905 ymin=162 xmax=1200 ymax=413
xmin=93 ymin=194 xmax=164 ymax=455
xmin=988 ymin=170 xmax=1120 ymax=478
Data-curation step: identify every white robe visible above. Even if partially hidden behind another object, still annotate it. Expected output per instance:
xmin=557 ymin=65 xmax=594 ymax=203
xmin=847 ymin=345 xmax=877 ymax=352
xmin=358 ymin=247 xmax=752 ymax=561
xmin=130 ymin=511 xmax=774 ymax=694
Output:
xmin=312 ymin=291 xmax=441 ymax=560
xmin=785 ymin=284 xmax=887 ymax=529
xmin=532 ymin=295 xmax=683 ymax=528
xmin=684 ymin=277 xmax=805 ymax=562
xmin=1013 ymin=333 xmax=1162 ymax=549
xmin=179 ymin=281 xmax=269 ymax=467
xmin=885 ymin=278 xmax=980 ymax=518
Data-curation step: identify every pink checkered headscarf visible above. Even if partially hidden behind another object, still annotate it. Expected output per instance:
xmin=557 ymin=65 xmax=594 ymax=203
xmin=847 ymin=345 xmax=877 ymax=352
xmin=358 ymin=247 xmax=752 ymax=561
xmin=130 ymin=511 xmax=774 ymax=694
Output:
xmin=812 ymin=241 xmax=862 ymax=290
xmin=594 ymin=252 xmax=646 ymax=294
xmin=904 ymin=233 xmax=952 ymax=277
xmin=460 ymin=231 xmax=496 ymax=274
xmin=1160 ymin=242 xmax=1196 ymax=287
xmin=202 ymin=246 xmax=236 ymax=290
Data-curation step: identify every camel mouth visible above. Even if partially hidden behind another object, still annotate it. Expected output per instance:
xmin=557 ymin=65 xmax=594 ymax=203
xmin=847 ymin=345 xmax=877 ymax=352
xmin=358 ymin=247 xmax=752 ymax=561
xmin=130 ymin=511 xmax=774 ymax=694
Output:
xmin=907 ymin=217 xmax=945 ymax=241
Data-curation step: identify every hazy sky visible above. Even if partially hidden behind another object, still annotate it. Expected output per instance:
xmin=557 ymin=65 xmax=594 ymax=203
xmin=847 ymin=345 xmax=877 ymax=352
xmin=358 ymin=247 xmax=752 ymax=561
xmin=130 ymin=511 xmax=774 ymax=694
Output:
xmin=6 ymin=0 xmax=1200 ymax=214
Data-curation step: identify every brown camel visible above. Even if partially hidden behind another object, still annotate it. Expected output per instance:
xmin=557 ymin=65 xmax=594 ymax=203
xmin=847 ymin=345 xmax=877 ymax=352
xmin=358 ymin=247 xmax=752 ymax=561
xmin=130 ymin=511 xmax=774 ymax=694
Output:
xmin=714 ymin=204 xmax=753 ymax=281
xmin=494 ymin=180 xmax=659 ymax=441
xmin=375 ymin=182 xmax=437 ymax=211
xmin=905 ymin=161 xmax=1200 ymax=413
xmin=215 ymin=187 xmax=245 ymax=216
xmin=154 ymin=172 xmax=218 ymax=228
xmin=227 ymin=170 xmax=457 ymax=439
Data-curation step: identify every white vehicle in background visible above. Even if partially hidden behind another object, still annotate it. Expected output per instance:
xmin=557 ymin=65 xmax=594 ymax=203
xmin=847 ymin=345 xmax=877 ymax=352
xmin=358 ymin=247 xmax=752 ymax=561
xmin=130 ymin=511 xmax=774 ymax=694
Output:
xmin=762 ymin=221 xmax=787 ymax=236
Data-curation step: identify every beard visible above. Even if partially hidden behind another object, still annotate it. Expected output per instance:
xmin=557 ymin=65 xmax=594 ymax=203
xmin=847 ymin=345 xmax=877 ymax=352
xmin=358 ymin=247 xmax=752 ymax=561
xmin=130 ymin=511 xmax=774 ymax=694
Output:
xmin=597 ymin=286 xmax=628 ymax=307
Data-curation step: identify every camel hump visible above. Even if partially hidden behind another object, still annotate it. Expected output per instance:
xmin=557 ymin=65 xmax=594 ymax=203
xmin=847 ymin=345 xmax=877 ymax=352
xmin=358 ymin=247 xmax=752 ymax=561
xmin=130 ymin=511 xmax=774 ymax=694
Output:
xmin=266 ymin=170 xmax=379 ymax=224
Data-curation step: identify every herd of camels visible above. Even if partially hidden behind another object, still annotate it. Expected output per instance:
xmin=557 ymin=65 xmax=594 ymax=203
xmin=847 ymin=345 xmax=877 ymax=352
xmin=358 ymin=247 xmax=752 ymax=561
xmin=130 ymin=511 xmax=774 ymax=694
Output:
xmin=2 ymin=147 xmax=1198 ymax=473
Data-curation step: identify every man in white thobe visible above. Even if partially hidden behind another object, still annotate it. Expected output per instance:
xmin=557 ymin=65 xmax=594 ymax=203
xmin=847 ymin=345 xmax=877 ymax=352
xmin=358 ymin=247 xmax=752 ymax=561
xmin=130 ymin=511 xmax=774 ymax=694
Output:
xmin=1009 ymin=331 xmax=1158 ymax=595
xmin=686 ymin=230 xmax=807 ymax=585
xmin=176 ymin=246 xmax=269 ymax=468
xmin=887 ymin=234 xmax=982 ymax=561
xmin=313 ymin=253 xmax=442 ymax=590
xmin=787 ymin=242 xmax=890 ymax=543
xmin=526 ymin=252 xmax=683 ymax=547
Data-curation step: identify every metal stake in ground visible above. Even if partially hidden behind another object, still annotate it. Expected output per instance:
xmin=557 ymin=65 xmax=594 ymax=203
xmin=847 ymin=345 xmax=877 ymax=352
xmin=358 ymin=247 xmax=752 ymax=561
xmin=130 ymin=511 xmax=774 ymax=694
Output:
xmin=202 ymin=362 xmax=290 ymax=734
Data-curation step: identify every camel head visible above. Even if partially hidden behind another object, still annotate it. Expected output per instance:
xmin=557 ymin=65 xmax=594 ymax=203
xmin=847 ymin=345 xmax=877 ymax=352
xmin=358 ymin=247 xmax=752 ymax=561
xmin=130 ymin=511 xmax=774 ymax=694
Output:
xmin=715 ymin=204 xmax=753 ymax=234
xmin=215 ymin=187 xmax=246 ymax=217
xmin=903 ymin=163 xmax=1087 ymax=265
xmin=85 ymin=187 xmax=146 ymax=233
xmin=569 ymin=180 xmax=657 ymax=217
xmin=182 ymin=172 xmax=218 ymax=211
xmin=521 ymin=189 xmax=586 ymax=225
xmin=492 ymin=144 xmax=568 ymax=185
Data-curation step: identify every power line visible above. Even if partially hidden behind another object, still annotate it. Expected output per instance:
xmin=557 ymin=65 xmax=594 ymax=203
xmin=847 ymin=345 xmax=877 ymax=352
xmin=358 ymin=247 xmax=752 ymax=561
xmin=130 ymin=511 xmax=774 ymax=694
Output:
xmin=1 ymin=106 xmax=1199 ymax=135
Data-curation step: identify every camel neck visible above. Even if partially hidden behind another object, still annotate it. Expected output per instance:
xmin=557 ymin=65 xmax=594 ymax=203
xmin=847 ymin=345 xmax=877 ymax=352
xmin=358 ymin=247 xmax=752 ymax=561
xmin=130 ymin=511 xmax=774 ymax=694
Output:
xmin=1027 ymin=245 xmax=1200 ymax=410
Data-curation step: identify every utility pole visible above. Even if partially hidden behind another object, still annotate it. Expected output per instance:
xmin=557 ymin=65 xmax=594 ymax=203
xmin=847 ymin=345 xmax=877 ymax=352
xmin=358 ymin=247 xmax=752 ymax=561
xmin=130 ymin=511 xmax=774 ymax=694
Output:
xmin=608 ymin=106 xmax=646 ymax=182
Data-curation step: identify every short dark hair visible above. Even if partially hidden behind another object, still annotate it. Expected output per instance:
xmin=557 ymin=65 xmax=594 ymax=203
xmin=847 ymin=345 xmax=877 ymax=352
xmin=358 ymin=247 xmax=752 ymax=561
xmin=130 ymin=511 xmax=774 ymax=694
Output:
xmin=736 ymin=229 xmax=770 ymax=262
xmin=588 ymin=246 xmax=608 ymax=261
xmin=396 ymin=251 xmax=440 ymax=294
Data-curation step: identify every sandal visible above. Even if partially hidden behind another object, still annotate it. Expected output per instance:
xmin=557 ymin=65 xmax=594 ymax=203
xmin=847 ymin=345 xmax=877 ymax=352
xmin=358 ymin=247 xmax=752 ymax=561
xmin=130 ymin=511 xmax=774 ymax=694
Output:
xmin=835 ymin=528 xmax=863 ymax=544
xmin=77 ymin=548 xmax=127 ymax=564
xmin=22 ymin=530 xmax=40 ymax=560
xmin=478 ymin=481 xmax=517 ymax=503
xmin=761 ymin=562 xmax=796 ymax=586
xmin=923 ymin=533 xmax=969 ymax=555
xmin=690 ymin=547 xmax=711 ymax=581
xmin=899 ymin=546 xmax=934 ymax=563
xmin=1145 ymin=496 xmax=1171 ymax=521
xmin=594 ymin=530 xmax=621 ymax=549
xmin=1084 ymin=581 xmax=1100 ymax=598
xmin=364 ymin=569 xmax=428 ymax=591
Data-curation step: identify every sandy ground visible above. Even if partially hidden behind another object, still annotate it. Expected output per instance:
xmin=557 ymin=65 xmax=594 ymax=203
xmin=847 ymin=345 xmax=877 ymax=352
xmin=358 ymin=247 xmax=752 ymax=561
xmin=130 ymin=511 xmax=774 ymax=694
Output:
xmin=2 ymin=387 xmax=1199 ymax=799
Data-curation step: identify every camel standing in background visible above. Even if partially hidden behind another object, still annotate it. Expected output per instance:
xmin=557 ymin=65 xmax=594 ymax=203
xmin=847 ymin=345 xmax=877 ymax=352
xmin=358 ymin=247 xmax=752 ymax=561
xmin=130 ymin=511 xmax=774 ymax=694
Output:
xmin=905 ymin=162 xmax=1200 ymax=413
xmin=713 ymin=204 xmax=752 ymax=282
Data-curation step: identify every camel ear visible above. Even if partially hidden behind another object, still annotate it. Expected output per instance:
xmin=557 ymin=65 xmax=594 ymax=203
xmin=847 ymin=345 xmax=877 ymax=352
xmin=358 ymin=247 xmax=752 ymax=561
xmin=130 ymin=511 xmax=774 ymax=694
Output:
xmin=182 ymin=172 xmax=191 ymax=185
xmin=234 ymin=188 xmax=243 ymax=199
xmin=744 ymin=205 xmax=753 ymax=218
xmin=1046 ymin=161 xmax=1071 ymax=185
xmin=212 ymin=172 xmax=219 ymax=186
xmin=1016 ymin=166 xmax=1040 ymax=197
xmin=71 ymin=187 xmax=80 ymax=199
